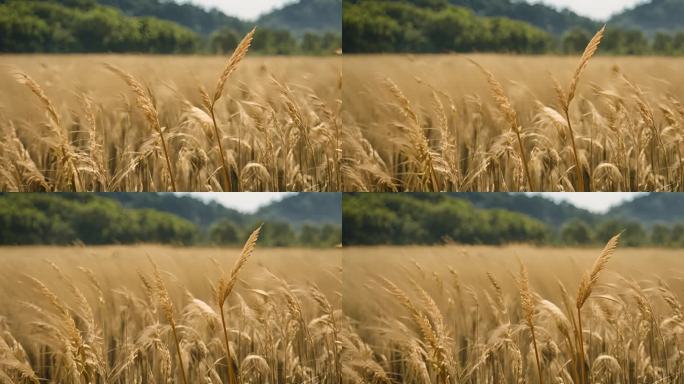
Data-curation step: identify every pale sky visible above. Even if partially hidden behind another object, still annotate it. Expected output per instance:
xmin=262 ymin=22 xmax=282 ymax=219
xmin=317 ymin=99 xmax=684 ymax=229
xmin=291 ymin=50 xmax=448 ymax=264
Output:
xmin=180 ymin=193 xmax=295 ymax=213
xmin=530 ymin=193 xmax=646 ymax=213
xmin=187 ymin=0 xmax=293 ymax=20
xmin=529 ymin=0 xmax=647 ymax=20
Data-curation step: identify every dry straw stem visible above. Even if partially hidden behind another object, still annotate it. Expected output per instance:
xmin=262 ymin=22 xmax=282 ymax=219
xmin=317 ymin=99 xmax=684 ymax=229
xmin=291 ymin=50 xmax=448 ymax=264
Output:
xmin=105 ymin=64 xmax=177 ymax=192
xmin=561 ymin=25 xmax=606 ymax=192
xmin=469 ymin=59 xmax=534 ymax=191
xmin=574 ymin=232 xmax=620 ymax=384
xmin=518 ymin=260 xmax=544 ymax=384
xmin=215 ymin=225 xmax=262 ymax=384
xmin=13 ymin=71 xmax=85 ymax=191
xmin=147 ymin=256 xmax=189 ymax=384
xmin=210 ymin=27 xmax=256 ymax=191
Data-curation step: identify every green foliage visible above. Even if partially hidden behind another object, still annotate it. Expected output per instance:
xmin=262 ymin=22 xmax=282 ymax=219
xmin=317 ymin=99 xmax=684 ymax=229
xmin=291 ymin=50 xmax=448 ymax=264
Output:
xmin=343 ymin=194 xmax=684 ymax=247
xmin=343 ymin=0 xmax=684 ymax=55
xmin=560 ymin=219 xmax=593 ymax=245
xmin=97 ymin=0 xmax=246 ymax=36
xmin=209 ymin=219 xmax=241 ymax=245
xmin=343 ymin=0 xmax=551 ymax=53
xmin=258 ymin=0 xmax=342 ymax=35
xmin=446 ymin=0 xmax=599 ymax=36
xmin=0 ymin=194 xmax=198 ymax=245
xmin=0 ymin=0 xmax=340 ymax=54
xmin=342 ymin=194 xmax=550 ymax=245
xmin=0 ymin=193 xmax=340 ymax=247
xmin=0 ymin=0 xmax=199 ymax=53
xmin=609 ymin=0 xmax=684 ymax=36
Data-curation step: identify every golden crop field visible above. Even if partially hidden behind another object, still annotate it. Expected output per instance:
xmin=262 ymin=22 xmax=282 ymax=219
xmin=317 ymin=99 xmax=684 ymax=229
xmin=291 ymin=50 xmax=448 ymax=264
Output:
xmin=343 ymin=239 xmax=684 ymax=383
xmin=4 ymin=235 xmax=684 ymax=383
xmin=0 ymin=233 xmax=348 ymax=384
xmin=342 ymin=29 xmax=684 ymax=192
xmin=0 ymin=31 xmax=342 ymax=192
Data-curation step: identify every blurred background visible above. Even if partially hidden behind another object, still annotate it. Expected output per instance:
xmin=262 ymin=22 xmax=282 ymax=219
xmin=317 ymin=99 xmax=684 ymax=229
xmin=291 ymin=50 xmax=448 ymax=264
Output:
xmin=0 ymin=0 xmax=341 ymax=55
xmin=0 ymin=192 xmax=341 ymax=247
xmin=343 ymin=0 xmax=684 ymax=55
xmin=343 ymin=192 xmax=684 ymax=247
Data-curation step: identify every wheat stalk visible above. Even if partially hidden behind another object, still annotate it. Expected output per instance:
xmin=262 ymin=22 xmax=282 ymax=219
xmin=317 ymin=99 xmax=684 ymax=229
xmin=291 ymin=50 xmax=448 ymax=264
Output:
xmin=105 ymin=64 xmax=177 ymax=191
xmin=215 ymin=225 xmax=262 ymax=384
xmin=575 ymin=232 xmax=620 ymax=384
xmin=560 ymin=25 xmax=606 ymax=192
xmin=209 ymin=28 xmax=256 ymax=191
xmin=470 ymin=59 xmax=534 ymax=191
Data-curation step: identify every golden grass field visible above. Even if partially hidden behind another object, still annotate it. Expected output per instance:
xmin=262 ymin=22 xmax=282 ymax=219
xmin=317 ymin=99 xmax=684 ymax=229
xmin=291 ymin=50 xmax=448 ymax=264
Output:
xmin=0 ymin=33 xmax=341 ymax=192
xmin=343 ymin=241 xmax=684 ymax=383
xmin=343 ymin=39 xmax=684 ymax=191
xmin=0 ymin=238 xmax=344 ymax=384
xmin=3 ymin=237 xmax=684 ymax=383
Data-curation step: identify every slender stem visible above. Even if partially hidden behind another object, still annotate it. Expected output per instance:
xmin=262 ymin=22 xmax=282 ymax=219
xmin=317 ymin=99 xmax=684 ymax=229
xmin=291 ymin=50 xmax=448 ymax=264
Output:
xmin=157 ymin=127 xmax=177 ymax=192
xmin=210 ymin=106 xmax=233 ymax=192
xmin=220 ymin=304 xmax=237 ymax=384
xmin=530 ymin=324 xmax=545 ymax=384
xmin=514 ymin=130 xmax=534 ymax=191
xmin=565 ymin=110 xmax=585 ymax=192
xmin=577 ymin=308 xmax=587 ymax=384
xmin=170 ymin=320 xmax=188 ymax=384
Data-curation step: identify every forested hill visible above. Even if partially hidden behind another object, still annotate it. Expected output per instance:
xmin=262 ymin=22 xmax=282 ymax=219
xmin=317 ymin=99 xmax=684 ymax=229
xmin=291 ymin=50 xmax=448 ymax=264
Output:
xmin=258 ymin=0 xmax=342 ymax=35
xmin=98 ymin=0 xmax=246 ymax=35
xmin=256 ymin=193 xmax=342 ymax=225
xmin=0 ymin=193 xmax=341 ymax=246
xmin=451 ymin=193 xmax=597 ymax=227
xmin=97 ymin=0 xmax=342 ymax=36
xmin=447 ymin=0 xmax=598 ymax=36
xmin=606 ymin=193 xmax=684 ymax=225
xmin=0 ymin=0 xmax=341 ymax=54
xmin=99 ymin=193 xmax=246 ymax=228
xmin=609 ymin=0 xmax=684 ymax=35
xmin=101 ymin=193 xmax=342 ymax=228
xmin=343 ymin=193 xmax=684 ymax=247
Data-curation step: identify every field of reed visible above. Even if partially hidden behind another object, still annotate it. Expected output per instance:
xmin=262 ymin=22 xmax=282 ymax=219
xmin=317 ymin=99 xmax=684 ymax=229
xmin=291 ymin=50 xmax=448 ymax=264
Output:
xmin=0 ymin=30 xmax=341 ymax=192
xmin=342 ymin=27 xmax=684 ymax=192
xmin=343 ymin=238 xmax=684 ymax=383
xmin=0 ymin=230 xmax=350 ymax=383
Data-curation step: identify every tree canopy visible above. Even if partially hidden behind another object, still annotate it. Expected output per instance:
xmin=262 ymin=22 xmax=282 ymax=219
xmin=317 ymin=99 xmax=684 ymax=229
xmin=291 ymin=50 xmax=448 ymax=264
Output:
xmin=0 ymin=0 xmax=341 ymax=54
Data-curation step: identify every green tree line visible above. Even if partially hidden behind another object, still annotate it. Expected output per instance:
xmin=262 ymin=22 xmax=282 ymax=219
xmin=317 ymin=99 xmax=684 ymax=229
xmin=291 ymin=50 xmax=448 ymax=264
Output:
xmin=343 ymin=0 xmax=684 ymax=55
xmin=343 ymin=194 xmax=684 ymax=247
xmin=0 ymin=0 xmax=340 ymax=54
xmin=343 ymin=194 xmax=550 ymax=245
xmin=0 ymin=194 xmax=340 ymax=247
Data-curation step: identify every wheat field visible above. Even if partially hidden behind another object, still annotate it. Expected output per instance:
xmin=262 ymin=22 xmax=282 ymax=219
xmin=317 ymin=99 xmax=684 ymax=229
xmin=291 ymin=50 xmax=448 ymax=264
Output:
xmin=3 ymin=234 xmax=684 ymax=383
xmin=0 ymin=31 xmax=342 ymax=192
xmin=343 ymin=239 xmax=684 ymax=383
xmin=0 ymin=231 xmax=350 ymax=384
xmin=342 ymin=28 xmax=684 ymax=192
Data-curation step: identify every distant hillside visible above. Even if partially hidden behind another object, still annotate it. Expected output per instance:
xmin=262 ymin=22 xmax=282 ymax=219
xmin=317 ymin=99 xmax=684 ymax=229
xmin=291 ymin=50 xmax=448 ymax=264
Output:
xmin=451 ymin=193 xmax=598 ymax=227
xmin=609 ymin=0 xmax=684 ymax=35
xmin=258 ymin=0 xmax=341 ymax=35
xmin=447 ymin=0 xmax=598 ymax=35
xmin=99 ymin=193 xmax=246 ymax=228
xmin=99 ymin=193 xmax=341 ymax=228
xmin=255 ymin=193 xmax=342 ymax=226
xmin=606 ymin=193 xmax=684 ymax=225
xmin=97 ymin=0 xmax=246 ymax=35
